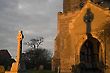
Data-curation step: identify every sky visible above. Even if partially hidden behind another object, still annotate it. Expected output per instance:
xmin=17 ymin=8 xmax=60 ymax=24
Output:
xmin=0 ymin=0 xmax=63 ymax=58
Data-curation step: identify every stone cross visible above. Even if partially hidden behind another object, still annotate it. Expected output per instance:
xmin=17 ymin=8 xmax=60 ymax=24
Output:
xmin=83 ymin=8 xmax=94 ymax=34
xmin=9 ymin=31 xmax=24 ymax=73
xmin=16 ymin=31 xmax=24 ymax=64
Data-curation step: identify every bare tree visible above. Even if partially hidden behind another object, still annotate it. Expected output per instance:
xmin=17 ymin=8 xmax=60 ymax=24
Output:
xmin=24 ymin=36 xmax=44 ymax=49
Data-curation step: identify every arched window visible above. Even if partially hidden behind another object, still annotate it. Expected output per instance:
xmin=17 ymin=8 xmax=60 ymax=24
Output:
xmin=80 ymin=38 xmax=102 ymax=70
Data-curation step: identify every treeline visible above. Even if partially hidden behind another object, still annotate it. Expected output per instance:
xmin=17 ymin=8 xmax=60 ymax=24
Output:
xmin=22 ymin=48 xmax=51 ymax=70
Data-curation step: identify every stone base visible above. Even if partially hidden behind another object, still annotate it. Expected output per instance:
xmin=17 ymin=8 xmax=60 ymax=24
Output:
xmin=5 ymin=71 xmax=27 ymax=73
xmin=60 ymin=72 xmax=72 ymax=73
xmin=5 ymin=71 xmax=18 ymax=73
xmin=60 ymin=70 xmax=72 ymax=73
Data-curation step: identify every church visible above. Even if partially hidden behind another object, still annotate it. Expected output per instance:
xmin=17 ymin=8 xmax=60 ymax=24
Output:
xmin=52 ymin=0 xmax=110 ymax=73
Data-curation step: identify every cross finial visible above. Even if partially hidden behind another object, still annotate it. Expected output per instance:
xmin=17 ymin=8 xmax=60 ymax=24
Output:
xmin=83 ymin=8 xmax=94 ymax=34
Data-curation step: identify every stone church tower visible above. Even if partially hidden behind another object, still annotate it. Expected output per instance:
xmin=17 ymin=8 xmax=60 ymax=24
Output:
xmin=52 ymin=0 xmax=110 ymax=73
xmin=63 ymin=0 xmax=80 ymax=12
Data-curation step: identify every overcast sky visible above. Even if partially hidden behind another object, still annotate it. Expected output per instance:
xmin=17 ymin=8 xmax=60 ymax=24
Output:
xmin=0 ymin=0 xmax=63 ymax=58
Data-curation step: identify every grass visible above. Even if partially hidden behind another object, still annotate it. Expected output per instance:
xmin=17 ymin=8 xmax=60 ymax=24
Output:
xmin=26 ymin=70 xmax=56 ymax=73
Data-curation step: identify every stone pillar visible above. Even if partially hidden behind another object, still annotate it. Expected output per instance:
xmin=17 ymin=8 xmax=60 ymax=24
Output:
xmin=10 ymin=31 xmax=24 ymax=72
xmin=16 ymin=31 xmax=24 ymax=72
xmin=16 ymin=31 xmax=24 ymax=65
